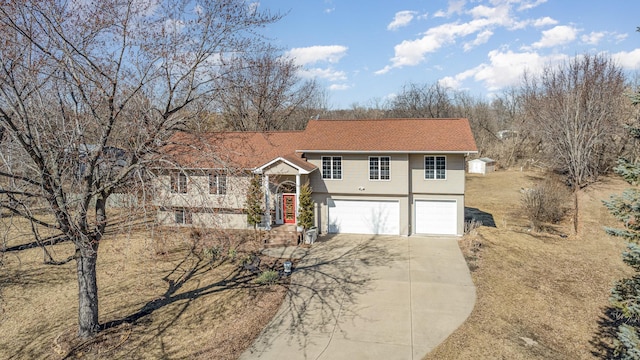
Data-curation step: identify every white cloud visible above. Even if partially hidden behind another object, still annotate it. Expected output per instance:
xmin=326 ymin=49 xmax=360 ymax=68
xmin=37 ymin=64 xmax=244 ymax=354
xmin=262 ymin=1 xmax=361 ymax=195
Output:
xmin=581 ymin=31 xmax=605 ymax=45
xmin=247 ymin=1 xmax=259 ymax=14
xmin=384 ymin=93 xmax=397 ymax=102
xmin=378 ymin=1 xmax=540 ymax=73
xmin=433 ymin=10 xmax=446 ymax=18
xmin=378 ymin=6 xmax=513 ymax=73
xmin=287 ymin=45 xmax=348 ymax=66
xmin=531 ymin=25 xmax=577 ymax=48
xmin=388 ymin=11 xmax=418 ymax=31
xmin=505 ymin=15 xmax=555 ymax=30
xmin=324 ymin=7 xmax=335 ymax=14
xmin=612 ymin=49 xmax=640 ymax=69
xmin=615 ymin=33 xmax=629 ymax=43
xmin=299 ymin=67 xmax=347 ymax=82
xmin=375 ymin=65 xmax=393 ymax=75
xmin=532 ymin=16 xmax=557 ymax=27
xmin=510 ymin=15 xmax=556 ymax=31
xmin=439 ymin=67 xmax=478 ymax=89
xmin=516 ymin=0 xmax=549 ymax=11
xmin=448 ymin=0 xmax=466 ymax=15
xmin=329 ymin=83 xmax=350 ymax=91
xmin=438 ymin=76 xmax=461 ymax=89
xmin=466 ymin=50 xmax=567 ymax=91
xmin=433 ymin=0 xmax=466 ymax=18
xmin=464 ymin=30 xmax=493 ymax=51
xmin=469 ymin=4 xmax=498 ymax=19
xmin=163 ymin=18 xmax=185 ymax=34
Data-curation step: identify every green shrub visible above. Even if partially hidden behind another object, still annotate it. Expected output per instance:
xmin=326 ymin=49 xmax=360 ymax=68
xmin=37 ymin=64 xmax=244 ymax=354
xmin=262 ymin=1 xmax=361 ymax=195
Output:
xmin=228 ymin=249 xmax=238 ymax=262
xmin=255 ymin=270 xmax=279 ymax=285
xmin=202 ymin=246 xmax=221 ymax=263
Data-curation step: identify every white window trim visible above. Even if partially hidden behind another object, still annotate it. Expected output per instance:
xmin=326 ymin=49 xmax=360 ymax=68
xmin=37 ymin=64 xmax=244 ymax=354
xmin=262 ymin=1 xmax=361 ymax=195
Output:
xmin=322 ymin=156 xmax=343 ymax=180
xmin=369 ymin=156 xmax=391 ymax=181
xmin=175 ymin=208 xmax=191 ymax=224
xmin=171 ymin=172 xmax=188 ymax=193
xmin=209 ymin=172 xmax=227 ymax=195
xmin=424 ymin=155 xmax=447 ymax=180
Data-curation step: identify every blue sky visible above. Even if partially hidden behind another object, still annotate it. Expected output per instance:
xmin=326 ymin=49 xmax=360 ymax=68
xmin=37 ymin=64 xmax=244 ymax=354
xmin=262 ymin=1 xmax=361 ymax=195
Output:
xmin=259 ymin=0 xmax=640 ymax=109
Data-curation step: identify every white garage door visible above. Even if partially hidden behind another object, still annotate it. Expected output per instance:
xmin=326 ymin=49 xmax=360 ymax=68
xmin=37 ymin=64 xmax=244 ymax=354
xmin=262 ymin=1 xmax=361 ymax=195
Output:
xmin=415 ymin=200 xmax=457 ymax=235
xmin=328 ymin=200 xmax=400 ymax=235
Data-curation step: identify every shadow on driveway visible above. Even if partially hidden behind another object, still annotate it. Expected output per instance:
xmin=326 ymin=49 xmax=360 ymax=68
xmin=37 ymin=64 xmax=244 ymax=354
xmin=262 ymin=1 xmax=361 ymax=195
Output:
xmin=242 ymin=234 xmax=476 ymax=360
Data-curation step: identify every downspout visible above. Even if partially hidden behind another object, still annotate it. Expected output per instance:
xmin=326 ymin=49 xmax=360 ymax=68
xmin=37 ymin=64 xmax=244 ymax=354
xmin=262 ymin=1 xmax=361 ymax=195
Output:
xmin=408 ymin=154 xmax=413 ymax=235
xmin=295 ymin=173 xmax=301 ymax=228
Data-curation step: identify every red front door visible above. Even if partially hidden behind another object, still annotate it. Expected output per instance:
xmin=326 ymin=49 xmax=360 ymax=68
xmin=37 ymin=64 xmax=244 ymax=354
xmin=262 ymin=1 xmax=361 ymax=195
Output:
xmin=283 ymin=194 xmax=296 ymax=224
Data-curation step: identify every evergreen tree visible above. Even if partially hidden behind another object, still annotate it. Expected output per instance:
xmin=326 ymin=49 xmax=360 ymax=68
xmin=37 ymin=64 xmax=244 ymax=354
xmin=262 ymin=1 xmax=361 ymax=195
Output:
xmin=246 ymin=175 xmax=264 ymax=230
xmin=604 ymin=92 xmax=640 ymax=358
xmin=297 ymin=182 xmax=314 ymax=231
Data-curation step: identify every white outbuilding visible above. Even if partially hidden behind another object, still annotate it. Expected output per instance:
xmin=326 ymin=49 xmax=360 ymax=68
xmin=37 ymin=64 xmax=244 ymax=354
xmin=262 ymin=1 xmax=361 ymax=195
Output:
xmin=468 ymin=157 xmax=496 ymax=175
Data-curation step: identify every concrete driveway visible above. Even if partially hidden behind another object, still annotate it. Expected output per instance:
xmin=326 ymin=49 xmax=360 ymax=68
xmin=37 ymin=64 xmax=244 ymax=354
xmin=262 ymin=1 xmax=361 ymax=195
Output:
xmin=240 ymin=234 xmax=476 ymax=360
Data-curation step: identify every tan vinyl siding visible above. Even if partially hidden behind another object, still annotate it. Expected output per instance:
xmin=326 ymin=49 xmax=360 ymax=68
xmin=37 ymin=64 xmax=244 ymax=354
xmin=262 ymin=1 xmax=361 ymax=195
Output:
xmin=263 ymin=161 xmax=299 ymax=176
xmin=410 ymin=154 xmax=466 ymax=195
xmin=306 ymin=153 xmax=409 ymax=195
xmin=157 ymin=210 xmax=250 ymax=229
xmin=154 ymin=173 xmax=250 ymax=209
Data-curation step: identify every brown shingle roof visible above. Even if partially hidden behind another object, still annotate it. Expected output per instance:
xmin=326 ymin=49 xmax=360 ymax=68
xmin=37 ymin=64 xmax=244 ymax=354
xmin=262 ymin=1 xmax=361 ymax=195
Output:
xmin=300 ymin=118 xmax=478 ymax=152
xmin=164 ymin=118 xmax=477 ymax=170
xmin=165 ymin=131 xmax=305 ymax=169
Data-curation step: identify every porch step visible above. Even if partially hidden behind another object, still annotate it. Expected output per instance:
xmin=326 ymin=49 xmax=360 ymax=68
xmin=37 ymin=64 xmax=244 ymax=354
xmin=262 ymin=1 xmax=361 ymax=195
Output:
xmin=263 ymin=225 xmax=300 ymax=248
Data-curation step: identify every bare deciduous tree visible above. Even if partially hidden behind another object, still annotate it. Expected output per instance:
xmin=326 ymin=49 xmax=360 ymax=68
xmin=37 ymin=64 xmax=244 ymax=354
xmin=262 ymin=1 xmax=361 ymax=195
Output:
xmin=216 ymin=45 xmax=324 ymax=131
xmin=521 ymin=53 xmax=628 ymax=189
xmin=521 ymin=54 xmax=629 ymax=233
xmin=386 ymin=82 xmax=455 ymax=118
xmin=0 ymin=0 xmax=280 ymax=339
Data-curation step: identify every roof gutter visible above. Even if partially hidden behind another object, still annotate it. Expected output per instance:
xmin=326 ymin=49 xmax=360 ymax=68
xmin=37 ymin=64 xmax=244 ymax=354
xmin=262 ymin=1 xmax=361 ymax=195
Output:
xmin=298 ymin=150 xmax=479 ymax=154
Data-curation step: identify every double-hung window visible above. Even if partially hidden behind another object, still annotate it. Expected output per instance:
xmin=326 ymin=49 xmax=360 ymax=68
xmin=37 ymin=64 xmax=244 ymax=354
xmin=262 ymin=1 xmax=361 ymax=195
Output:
xmin=171 ymin=172 xmax=187 ymax=193
xmin=369 ymin=156 xmax=390 ymax=180
xmin=322 ymin=156 xmax=342 ymax=179
xmin=425 ymin=156 xmax=446 ymax=180
xmin=175 ymin=209 xmax=192 ymax=224
xmin=209 ymin=172 xmax=227 ymax=195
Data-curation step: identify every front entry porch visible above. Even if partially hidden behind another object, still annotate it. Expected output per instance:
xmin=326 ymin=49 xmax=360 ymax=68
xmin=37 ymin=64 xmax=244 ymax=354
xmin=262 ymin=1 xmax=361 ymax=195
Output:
xmin=262 ymin=182 xmax=300 ymax=247
xmin=254 ymin=155 xmax=316 ymax=247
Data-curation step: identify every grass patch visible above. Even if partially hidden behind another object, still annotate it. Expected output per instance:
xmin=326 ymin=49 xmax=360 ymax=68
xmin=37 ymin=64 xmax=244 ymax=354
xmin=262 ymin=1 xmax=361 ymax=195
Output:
xmin=255 ymin=270 xmax=280 ymax=285
xmin=425 ymin=170 xmax=632 ymax=359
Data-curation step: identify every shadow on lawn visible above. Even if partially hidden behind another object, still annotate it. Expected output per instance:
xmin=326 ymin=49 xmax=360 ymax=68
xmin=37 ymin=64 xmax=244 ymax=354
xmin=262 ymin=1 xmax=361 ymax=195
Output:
xmin=464 ymin=207 xmax=497 ymax=227
xmin=591 ymin=306 xmax=620 ymax=359
xmin=244 ymin=234 xmax=399 ymax=359
xmin=53 ymin=249 xmax=273 ymax=359
xmin=101 ymin=253 xmax=264 ymax=333
xmin=1 ymin=214 xmax=151 ymax=254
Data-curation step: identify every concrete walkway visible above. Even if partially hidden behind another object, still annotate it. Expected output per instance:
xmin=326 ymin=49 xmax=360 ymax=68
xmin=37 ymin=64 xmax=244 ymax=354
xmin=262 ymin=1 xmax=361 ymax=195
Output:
xmin=240 ymin=234 xmax=476 ymax=360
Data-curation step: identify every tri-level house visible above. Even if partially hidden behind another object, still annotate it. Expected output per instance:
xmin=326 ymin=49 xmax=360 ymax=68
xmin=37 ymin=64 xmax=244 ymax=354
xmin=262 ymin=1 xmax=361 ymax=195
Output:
xmin=156 ymin=118 xmax=478 ymax=237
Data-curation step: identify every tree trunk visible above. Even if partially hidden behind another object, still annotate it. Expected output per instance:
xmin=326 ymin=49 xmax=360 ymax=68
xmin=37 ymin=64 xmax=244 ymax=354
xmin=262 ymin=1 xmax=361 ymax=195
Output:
xmin=76 ymin=241 xmax=100 ymax=338
xmin=573 ymin=191 xmax=579 ymax=234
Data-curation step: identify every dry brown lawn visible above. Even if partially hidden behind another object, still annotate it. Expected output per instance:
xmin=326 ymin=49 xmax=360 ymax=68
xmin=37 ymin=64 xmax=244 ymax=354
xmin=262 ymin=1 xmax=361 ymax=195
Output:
xmin=1 ymin=169 xmax=633 ymax=359
xmin=425 ymin=170 xmax=632 ymax=359
xmin=0 ymin=224 xmax=286 ymax=359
